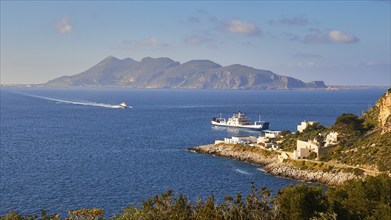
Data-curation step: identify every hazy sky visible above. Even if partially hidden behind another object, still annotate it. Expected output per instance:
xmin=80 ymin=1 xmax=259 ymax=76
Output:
xmin=1 ymin=1 xmax=390 ymax=86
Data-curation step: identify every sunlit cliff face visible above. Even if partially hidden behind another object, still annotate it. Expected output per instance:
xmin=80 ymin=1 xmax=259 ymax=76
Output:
xmin=377 ymin=89 xmax=391 ymax=134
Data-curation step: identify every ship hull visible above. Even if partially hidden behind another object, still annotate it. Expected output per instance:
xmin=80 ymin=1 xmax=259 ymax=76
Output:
xmin=211 ymin=121 xmax=269 ymax=131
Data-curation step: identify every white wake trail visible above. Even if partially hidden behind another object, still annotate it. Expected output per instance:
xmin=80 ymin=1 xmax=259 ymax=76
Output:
xmin=19 ymin=93 xmax=132 ymax=109
xmin=234 ymin=168 xmax=252 ymax=175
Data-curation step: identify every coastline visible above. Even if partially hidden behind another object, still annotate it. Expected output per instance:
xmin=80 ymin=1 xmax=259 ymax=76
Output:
xmin=189 ymin=144 xmax=361 ymax=186
xmin=1 ymin=84 xmax=388 ymax=91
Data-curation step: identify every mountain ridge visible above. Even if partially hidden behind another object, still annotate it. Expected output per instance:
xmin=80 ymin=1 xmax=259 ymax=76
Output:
xmin=46 ymin=56 xmax=327 ymax=89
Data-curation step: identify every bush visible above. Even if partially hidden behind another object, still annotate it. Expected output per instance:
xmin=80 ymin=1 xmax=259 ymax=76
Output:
xmin=333 ymin=113 xmax=365 ymax=145
xmin=279 ymin=130 xmax=292 ymax=137
xmin=273 ymin=184 xmax=327 ymax=220
xmin=3 ymin=175 xmax=391 ymax=220
xmin=327 ymin=174 xmax=391 ymax=220
xmin=307 ymin=152 xmax=318 ymax=160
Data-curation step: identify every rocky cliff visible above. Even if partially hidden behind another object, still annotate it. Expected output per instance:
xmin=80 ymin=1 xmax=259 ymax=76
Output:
xmin=376 ymin=88 xmax=391 ymax=134
xmin=46 ymin=56 xmax=327 ymax=90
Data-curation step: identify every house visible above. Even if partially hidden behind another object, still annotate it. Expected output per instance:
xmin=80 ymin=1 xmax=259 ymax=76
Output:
xmin=293 ymin=140 xmax=320 ymax=159
xmin=325 ymin=131 xmax=338 ymax=146
xmin=297 ymin=121 xmax=317 ymax=133
xmin=293 ymin=131 xmax=339 ymax=159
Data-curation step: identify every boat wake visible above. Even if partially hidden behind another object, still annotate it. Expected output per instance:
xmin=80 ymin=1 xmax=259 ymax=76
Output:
xmin=234 ymin=168 xmax=252 ymax=175
xmin=19 ymin=93 xmax=132 ymax=109
xmin=257 ymin=168 xmax=267 ymax=173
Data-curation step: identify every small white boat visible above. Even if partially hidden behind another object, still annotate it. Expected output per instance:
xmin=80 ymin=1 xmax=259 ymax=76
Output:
xmin=119 ymin=102 xmax=127 ymax=108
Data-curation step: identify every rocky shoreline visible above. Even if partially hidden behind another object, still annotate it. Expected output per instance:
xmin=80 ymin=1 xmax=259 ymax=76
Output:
xmin=189 ymin=144 xmax=360 ymax=186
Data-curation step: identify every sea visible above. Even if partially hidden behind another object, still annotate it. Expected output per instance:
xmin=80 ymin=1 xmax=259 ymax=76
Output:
xmin=0 ymin=88 xmax=386 ymax=217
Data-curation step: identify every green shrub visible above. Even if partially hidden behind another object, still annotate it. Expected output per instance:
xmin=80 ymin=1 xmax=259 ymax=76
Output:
xmin=273 ymin=184 xmax=327 ymax=220
xmin=3 ymin=175 xmax=391 ymax=220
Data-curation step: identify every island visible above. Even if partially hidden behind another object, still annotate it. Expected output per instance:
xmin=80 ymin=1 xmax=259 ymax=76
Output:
xmin=45 ymin=56 xmax=327 ymax=90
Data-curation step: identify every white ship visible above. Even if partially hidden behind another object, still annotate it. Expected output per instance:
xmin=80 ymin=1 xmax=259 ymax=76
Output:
xmin=211 ymin=112 xmax=269 ymax=131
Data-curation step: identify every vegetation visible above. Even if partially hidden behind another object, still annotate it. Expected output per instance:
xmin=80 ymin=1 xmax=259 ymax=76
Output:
xmin=0 ymin=208 xmax=104 ymax=220
xmin=317 ymin=96 xmax=390 ymax=171
xmin=2 ymin=175 xmax=390 ymax=220
xmin=273 ymin=184 xmax=327 ymax=220
xmin=320 ymin=132 xmax=391 ymax=171
xmin=361 ymin=105 xmax=379 ymax=131
xmin=279 ymin=130 xmax=292 ymax=137
xmin=286 ymin=159 xmax=362 ymax=174
xmin=327 ymin=174 xmax=391 ymax=220
xmin=323 ymin=89 xmax=391 ymax=172
xmin=332 ymin=113 xmax=366 ymax=146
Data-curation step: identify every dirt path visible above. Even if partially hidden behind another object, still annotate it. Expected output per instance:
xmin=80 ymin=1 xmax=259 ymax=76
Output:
xmin=276 ymin=149 xmax=382 ymax=176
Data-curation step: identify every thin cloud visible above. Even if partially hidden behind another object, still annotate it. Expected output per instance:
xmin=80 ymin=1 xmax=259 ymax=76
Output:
xmin=302 ymin=30 xmax=329 ymax=43
xmin=269 ymin=16 xmax=310 ymax=26
xmin=185 ymin=35 xmax=211 ymax=46
xmin=219 ymin=19 xmax=261 ymax=35
xmin=328 ymin=30 xmax=359 ymax=43
xmin=284 ymin=32 xmax=302 ymax=41
xmin=122 ymin=37 xmax=171 ymax=50
xmin=139 ymin=37 xmax=159 ymax=46
xmin=57 ymin=16 xmax=72 ymax=33
xmin=188 ymin=16 xmax=201 ymax=23
xmin=123 ymin=37 xmax=158 ymax=47
xmin=302 ymin=29 xmax=359 ymax=44
xmin=293 ymin=53 xmax=323 ymax=59
xmin=296 ymin=61 xmax=315 ymax=68
xmin=286 ymin=61 xmax=316 ymax=69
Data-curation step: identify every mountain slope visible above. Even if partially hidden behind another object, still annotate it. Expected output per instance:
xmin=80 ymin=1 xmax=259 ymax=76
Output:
xmin=320 ymin=89 xmax=391 ymax=171
xmin=46 ymin=56 xmax=327 ymax=89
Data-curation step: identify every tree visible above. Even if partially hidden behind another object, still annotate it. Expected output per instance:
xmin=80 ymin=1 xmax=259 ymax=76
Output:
xmin=273 ymin=184 xmax=328 ymax=220
xmin=279 ymin=130 xmax=292 ymax=138
xmin=333 ymin=114 xmax=365 ymax=145
xmin=327 ymin=174 xmax=391 ymax=220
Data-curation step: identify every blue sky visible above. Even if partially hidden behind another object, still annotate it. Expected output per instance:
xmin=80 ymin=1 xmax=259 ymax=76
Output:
xmin=1 ymin=1 xmax=390 ymax=86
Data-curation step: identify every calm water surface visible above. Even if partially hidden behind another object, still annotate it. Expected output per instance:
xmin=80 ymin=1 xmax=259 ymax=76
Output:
xmin=0 ymin=88 xmax=385 ymax=216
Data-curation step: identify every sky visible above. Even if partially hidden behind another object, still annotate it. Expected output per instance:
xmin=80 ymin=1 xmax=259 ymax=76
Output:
xmin=1 ymin=1 xmax=390 ymax=86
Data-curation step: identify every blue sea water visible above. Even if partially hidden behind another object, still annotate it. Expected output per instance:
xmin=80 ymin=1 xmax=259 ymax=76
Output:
xmin=0 ymin=88 xmax=386 ymax=217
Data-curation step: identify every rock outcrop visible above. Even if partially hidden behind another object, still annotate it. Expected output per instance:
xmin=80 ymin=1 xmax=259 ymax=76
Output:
xmin=189 ymin=144 xmax=361 ymax=186
xmin=376 ymin=88 xmax=391 ymax=134
xmin=263 ymin=161 xmax=358 ymax=186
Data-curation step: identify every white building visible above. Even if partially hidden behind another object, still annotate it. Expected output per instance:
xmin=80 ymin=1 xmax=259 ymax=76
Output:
xmin=264 ymin=130 xmax=280 ymax=139
xmin=325 ymin=131 xmax=338 ymax=146
xmin=293 ymin=140 xmax=320 ymax=159
xmin=297 ymin=121 xmax=317 ymax=133
xmin=223 ymin=136 xmax=257 ymax=145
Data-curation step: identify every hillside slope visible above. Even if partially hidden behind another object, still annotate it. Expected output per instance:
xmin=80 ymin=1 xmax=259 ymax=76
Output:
xmin=320 ymin=89 xmax=391 ymax=171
